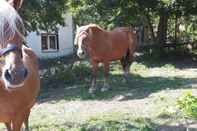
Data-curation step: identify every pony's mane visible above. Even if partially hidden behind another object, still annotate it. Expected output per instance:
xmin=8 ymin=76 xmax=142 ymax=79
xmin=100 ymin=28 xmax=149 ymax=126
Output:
xmin=0 ymin=0 xmax=25 ymax=46
xmin=78 ymin=24 xmax=104 ymax=33
xmin=74 ymin=24 xmax=104 ymax=45
xmin=87 ymin=24 xmax=104 ymax=31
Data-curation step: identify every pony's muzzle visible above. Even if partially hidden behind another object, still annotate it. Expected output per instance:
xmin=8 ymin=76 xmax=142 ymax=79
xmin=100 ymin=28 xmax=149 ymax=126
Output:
xmin=77 ymin=50 xmax=85 ymax=59
xmin=4 ymin=66 xmax=28 ymax=86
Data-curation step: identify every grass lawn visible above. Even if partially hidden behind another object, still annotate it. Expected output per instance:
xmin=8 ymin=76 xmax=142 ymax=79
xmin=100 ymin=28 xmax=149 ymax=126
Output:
xmin=1 ymin=55 xmax=197 ymax=131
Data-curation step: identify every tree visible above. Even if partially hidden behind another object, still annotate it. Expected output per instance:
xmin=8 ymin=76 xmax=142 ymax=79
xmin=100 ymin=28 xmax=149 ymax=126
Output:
xmin=137 ymin=0 xmax=197 ymax=45
xmin=67 ymin=0 xmax=140 ymax=29
xmin=68 ymin=0 xmax=197 ymax=47
xmin=20 ymin=0 xmax=68 ymax=32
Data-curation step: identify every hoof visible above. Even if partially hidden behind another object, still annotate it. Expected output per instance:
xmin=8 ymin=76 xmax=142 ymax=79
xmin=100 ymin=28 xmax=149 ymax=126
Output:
xmin=101 ymin=84 xmax=111 ymax=92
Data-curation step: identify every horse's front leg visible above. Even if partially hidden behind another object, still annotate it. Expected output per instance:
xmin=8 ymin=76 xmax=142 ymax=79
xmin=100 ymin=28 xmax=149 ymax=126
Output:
xmin=24 ymin=109 xmax=30 ymax=131
xmin=101 ymin=62 xmax=111 ymax=92
xmin=5 ymin=122 xmax=12 ymax=131
xmin=89 ymin=61 xmax=98 ymax=94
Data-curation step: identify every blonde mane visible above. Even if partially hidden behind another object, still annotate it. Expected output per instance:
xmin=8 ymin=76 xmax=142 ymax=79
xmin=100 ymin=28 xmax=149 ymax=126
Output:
xmin=0 ymin=0 xmax=25 ymax=46
xmin=74 ymin=24 xmax=104 ymax=45
xmin=87 ymin=23 xmax=104 ymax=31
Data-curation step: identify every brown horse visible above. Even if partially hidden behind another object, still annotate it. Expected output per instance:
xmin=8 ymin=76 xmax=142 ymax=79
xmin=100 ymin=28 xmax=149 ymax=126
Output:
xmin=74 ymin=24 xmax=137 ymax=94
xmin=0 ymin=0 xmax=40 ymax=131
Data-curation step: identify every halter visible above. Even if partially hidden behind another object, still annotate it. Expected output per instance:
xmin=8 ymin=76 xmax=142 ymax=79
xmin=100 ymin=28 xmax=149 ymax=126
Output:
xmin=0 ymin=44 xmax=18 ymax=57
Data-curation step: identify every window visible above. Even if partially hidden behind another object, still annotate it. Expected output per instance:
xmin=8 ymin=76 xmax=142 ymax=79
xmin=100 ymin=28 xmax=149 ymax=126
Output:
xmin=41 ymin=33 xmax=59 ymax=52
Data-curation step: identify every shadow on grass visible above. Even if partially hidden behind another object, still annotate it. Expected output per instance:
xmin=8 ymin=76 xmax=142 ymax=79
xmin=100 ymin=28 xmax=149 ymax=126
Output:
xmin=136 ymin=49 xmax=197 ymax=69
xmin=37 ymin=51 xmax=197 ymax=103
xmin=38 ymin=70 xmax=195 ymax=103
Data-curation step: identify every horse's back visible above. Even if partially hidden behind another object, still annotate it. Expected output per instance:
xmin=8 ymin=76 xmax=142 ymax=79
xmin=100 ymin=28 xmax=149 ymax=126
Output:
xmin=110 ymin=27 xmax=137 ymax=52
xmin=95 ymin=27 xmax=136 ymax=61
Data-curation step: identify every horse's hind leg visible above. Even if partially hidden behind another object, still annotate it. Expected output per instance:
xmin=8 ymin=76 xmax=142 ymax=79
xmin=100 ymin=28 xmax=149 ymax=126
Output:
xmin=121 ymin=58 xmax=128 ymax=81
xmin=121 ymin=56 xmax=133 ymax=82
xmin=89 ymin=61 xmax=99 ymax=94
xmin=101 ymin=62 xmax=111 ymax=92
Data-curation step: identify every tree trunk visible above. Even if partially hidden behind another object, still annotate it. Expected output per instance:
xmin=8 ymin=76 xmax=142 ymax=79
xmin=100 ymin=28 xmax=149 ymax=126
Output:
xmin=175 ymin=14 xmax=181 ymax=44
xmin=157 ymin=12 xmax=169 ymax=46
xmin=145 ymin=13 xmax=156 ymax=42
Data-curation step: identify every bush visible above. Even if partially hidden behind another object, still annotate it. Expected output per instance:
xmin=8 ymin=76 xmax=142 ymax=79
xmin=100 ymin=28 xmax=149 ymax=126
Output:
xmin=72 ymin=62 xmax=92 ymax=80
xmin=41 ymin=61 xmax=92 ymax=88
xmin=177 ymin=91 xmax=197 ymax=119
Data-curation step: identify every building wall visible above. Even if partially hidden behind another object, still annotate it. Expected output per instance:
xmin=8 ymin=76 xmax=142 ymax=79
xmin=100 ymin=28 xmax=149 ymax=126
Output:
xmin=26 ymin=14 xmax=74 ymax=59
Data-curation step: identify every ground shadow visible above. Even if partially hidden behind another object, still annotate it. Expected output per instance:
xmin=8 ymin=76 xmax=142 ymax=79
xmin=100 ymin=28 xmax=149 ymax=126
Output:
xmin=38 ymin=71 xmax=196 ymax=103
xmin=136 ymin=50 xmax=197 ymax=69
xmin=38 ymin=51 xmax=197 ymax=103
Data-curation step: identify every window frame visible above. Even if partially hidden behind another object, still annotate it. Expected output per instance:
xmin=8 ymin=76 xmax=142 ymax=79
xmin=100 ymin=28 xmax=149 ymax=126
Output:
xmin=41 ymin=33 xmax=59 ymax=52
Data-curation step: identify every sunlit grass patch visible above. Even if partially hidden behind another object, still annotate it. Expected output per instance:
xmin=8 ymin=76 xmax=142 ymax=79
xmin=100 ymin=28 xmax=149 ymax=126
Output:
xmin=1 ymin=56 xmax=197 ymax=130
xmin=79 ymin=112 xmax=154 ymax=131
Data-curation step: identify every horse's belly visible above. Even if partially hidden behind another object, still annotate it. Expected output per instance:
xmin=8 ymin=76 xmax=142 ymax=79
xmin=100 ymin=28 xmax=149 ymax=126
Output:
xmin=107 ymin=50 xmax=126 ymax=61
xmin=0 ymin=115 xmax=12 ymax=122
xmin=92 ymin=46 xmax=128 ymax=62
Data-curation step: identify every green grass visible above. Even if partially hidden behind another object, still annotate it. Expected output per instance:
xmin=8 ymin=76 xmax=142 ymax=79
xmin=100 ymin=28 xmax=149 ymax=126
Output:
xmin=1 ymin=58 xmax=197 ymax=130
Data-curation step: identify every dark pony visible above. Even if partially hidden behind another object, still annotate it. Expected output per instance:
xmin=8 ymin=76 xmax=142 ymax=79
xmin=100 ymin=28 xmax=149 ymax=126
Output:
xmin=75 ymin=24 xmax=137 ymax=94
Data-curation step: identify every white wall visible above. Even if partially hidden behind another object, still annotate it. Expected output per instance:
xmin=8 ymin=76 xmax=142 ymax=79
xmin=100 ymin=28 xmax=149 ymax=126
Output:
xmin=26 ymin=14 xmax=74 ymax=59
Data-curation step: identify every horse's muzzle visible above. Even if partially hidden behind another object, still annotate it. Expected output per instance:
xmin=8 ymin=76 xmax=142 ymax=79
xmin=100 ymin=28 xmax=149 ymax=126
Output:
xmin=77 ymin=50 xmax=86 ymax=59
xmin=3 ymin=66 xmax=28 ymax=88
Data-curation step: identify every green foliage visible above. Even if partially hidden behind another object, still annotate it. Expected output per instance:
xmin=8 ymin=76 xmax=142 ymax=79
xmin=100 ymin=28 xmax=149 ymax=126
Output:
xmin=79 ymin=113 xmax=154 ymax=131
xmin=42 ymin=62 xmax=91 ymax=88
xmin=20 ymin=0 xmax=68 ymax=32
xmin=177 ymin=91 xmax=197 ymax=118
xmin=67 ymin=0 xmax=140 ymax=29
xmin=72 ymin=62 xmax=92 ymax=80
xmin=67 ymin=0 xmax=197 ymax=46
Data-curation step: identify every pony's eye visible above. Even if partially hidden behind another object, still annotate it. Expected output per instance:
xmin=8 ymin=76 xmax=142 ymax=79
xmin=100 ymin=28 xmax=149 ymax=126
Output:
xmin=74 ymin=44 xmax=78 ymax=48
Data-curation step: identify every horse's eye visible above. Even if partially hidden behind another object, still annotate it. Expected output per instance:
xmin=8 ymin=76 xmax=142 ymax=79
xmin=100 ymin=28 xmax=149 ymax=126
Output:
xmin=74 ymin=44 xmax=78 ymax=49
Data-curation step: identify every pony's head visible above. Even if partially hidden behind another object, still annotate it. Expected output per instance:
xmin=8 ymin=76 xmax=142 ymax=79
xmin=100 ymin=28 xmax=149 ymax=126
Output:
xmin=0 ymin=0 xmax=28 ymax=90
xmin=74 ymin=24 xmax=102 ymax=59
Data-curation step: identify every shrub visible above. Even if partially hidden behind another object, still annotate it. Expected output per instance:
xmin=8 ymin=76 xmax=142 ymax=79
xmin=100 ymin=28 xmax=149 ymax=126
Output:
xmin=41 ymin=61 xmax=92 ymax=88
xmin=177 ymin=91 xmax=197 ymax=119
xmin=72 ymin=62 xmax=92 ymax=80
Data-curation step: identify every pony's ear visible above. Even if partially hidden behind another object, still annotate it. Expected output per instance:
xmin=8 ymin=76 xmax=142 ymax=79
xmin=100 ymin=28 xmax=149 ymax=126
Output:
xmin=76 ymin=25 xmax=79 ymax=30
xmin=7 ymin=0 xmax=24 ymax=10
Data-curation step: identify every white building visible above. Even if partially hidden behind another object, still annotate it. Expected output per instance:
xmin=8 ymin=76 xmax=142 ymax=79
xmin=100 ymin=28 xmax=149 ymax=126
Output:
xmin=26 ymin=14 xmax=74 ymax=59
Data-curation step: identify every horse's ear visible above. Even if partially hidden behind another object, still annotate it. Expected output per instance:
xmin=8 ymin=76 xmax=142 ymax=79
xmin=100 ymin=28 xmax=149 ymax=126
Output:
xmin=76 ymin=25 xmax=79 ymax=30
xmin=7 ymin=0 xmax=24 ymax=10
